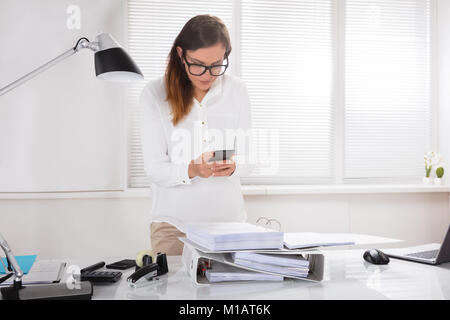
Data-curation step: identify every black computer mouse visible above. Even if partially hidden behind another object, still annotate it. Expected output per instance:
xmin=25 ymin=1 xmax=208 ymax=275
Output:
xmin=363 ymin=249 xmax=390 ymax=265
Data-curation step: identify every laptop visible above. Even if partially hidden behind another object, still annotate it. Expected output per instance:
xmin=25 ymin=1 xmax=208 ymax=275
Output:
xmin=384 ymin=225 xmax=450 ymax=265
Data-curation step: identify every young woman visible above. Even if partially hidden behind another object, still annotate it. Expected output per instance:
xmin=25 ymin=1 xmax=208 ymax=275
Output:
xmin=140 ymin=15 xmax=254 ymax=255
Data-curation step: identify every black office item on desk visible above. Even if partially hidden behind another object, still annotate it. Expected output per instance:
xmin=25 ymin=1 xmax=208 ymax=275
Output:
xmin=106 ymin=259 xmax=137 ymax=270
xmin=127 ymin=253 xmax=168 ymax=284
xmin=80 ymin=261 xmax=122 ymax=283
xmin=81 ymin=261 xmax=106 ymax=274
xmin=81 ymin=271 xmax=122 ymax=283
xmin=1 ymin=281 xmax=93 ymax=300
xmin=0 ymin=272 xmax=14 ymax=285
xmin=363 ymin=249 xmax=390 ymax=265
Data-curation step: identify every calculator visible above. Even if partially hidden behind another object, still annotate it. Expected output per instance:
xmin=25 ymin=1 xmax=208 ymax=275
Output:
xmin=80 ymin=270 xmax=122 ymax=283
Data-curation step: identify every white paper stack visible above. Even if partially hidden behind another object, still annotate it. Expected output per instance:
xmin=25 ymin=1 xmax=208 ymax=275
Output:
xmin=283 ymin=232 xmax=356 ymax=249
xmin=186 ymin=222 xmax=284 ymax=251
xmin=232 ymin=252 xmax=310 ymax=278
xmin=205 ymin=260 xmax=283 ymax=283
xmin=283 ymin=232 xmax=402 ymax=249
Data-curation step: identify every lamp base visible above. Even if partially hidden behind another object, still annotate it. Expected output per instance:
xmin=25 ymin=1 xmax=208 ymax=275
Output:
xmin=1 ymin=281 xmax=93 ymax=300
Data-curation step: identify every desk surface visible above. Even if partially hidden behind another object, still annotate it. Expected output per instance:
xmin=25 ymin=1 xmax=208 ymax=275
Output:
xmin=62 ymin=249 xmax=450 ymax=300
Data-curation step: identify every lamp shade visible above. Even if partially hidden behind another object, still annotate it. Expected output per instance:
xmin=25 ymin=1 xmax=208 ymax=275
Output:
xmin=94 ymin=33 xmax=143 ymax=82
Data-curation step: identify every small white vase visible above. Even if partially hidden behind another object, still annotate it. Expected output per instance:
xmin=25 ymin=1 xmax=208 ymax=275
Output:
xmin=434 ymin=178 xmax=443 ymax=185
xmin=423 ymin=177 xmax=433 ymax=185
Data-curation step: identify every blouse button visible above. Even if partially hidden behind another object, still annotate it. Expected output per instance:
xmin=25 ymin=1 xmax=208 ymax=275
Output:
xmin=182 ymin=180 xmax=186 ymax=184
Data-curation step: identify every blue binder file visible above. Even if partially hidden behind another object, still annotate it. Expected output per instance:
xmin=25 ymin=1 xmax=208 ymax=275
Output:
xmin=0 ymin=255 xmax=37 ymax=274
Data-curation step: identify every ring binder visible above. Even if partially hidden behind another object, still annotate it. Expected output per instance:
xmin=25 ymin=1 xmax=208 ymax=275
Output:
xmin=181 ymin=240 xmax=324 ymax=285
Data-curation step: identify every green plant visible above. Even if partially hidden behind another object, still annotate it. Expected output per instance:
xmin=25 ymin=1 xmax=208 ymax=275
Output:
xmin=436 ymin=167 xmax=444 ymax=179
xmin=424 ymin=151 xmax=435 ymax=177
xmin=425 ymin=165 xmax=432 ymax=178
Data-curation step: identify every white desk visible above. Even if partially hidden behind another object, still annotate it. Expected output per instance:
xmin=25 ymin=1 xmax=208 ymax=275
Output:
xmin=61 ymin=249 xmax=450 ymax=300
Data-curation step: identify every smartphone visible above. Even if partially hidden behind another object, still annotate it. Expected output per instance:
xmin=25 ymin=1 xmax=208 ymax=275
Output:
xmin=207 ymin=149 xmax=235 ymax=162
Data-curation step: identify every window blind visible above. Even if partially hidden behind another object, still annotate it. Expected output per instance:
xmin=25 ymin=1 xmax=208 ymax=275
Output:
xmin=344 ymin=0 xmax=434 ymax=180
xmin=239 ymin=0 xmax=336 ymax=184
xmin=127 ymin=0 xmax=233 ymax=188
xmin=127 ymin=0 xmax=435 ymax=187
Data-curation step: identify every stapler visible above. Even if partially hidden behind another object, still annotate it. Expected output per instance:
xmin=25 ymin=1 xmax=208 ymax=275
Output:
xmin=127 ymin=252 xmax=168 ymax=287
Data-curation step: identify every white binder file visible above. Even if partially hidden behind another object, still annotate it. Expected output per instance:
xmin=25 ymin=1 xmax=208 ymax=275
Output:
xmin=205 ymin=261 xmax=284 ymax=283
xmin=186 ymin=222 xmax=284 ymax=251
xmin=181 ymin=239 xmax=324 ymax=285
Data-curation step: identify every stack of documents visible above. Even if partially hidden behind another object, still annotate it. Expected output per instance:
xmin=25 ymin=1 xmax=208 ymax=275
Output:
xmin=186 ymin=222 xmax=284 ymax=251
xmin=283 ymin=232 xmax=356 ymax=249
xmin=283 ymin=232 xmax=401 ymax=249
xmin=231 ymin=252 xmax=310 ymax=278
xmin=182 ymin=227 xmax=401 ymax=284
xmin=205 ymin=260 xmax=283 ymax=283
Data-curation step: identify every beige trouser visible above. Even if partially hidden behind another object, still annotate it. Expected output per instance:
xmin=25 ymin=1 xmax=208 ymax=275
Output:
xmin=150 ymin=222 xmax=186 ymax=256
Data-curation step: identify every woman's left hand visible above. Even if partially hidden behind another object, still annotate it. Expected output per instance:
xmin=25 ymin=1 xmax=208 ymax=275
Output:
xmin=210 ymin=157 xmax=236 ymax=177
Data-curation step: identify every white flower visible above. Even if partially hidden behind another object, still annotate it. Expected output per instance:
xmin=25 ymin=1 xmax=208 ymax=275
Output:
xmin=424 ymin=151 xmax=442 ymax=164
xmin=424 ymin=151 xmax=434 ymax=163
xmin=431 ymin=153 xmax=443 ymax=167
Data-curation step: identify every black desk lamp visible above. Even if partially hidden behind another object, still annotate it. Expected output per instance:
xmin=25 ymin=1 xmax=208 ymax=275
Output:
xmin=0 ymin=33 xmax=143 ymax=96
xmin=0 ymin=33 xmax=143 ymax=299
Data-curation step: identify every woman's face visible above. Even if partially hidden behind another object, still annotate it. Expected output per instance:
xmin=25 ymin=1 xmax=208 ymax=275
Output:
xmin=177 ymin=43 xmax=227 ymax=92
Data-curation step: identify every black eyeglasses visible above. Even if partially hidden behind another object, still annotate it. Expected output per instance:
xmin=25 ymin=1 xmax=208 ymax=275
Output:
xmin=182 ymin=51 xmax=229 ymax=76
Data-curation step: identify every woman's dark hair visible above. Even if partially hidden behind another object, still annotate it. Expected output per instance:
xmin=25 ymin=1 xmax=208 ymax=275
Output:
xmin=165 ymin=15 xmax=232 ymax=126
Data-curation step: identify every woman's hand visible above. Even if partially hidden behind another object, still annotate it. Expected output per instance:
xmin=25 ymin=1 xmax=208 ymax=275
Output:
xmin=188 ymin=152 xmax=236 ymax=178
xmin=188 ymin=151 xmax=214 ymax=178
xmin=210 ymin=157 xmax=236 ymax=177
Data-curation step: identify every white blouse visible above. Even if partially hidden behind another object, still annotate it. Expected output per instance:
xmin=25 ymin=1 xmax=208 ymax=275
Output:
xmin=140 ymin=74 xmax=254 ymax=233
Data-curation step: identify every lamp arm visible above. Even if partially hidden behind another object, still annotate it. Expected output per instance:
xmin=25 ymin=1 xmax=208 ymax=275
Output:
xmin=0 ymin=37 xmax=98 ymax=97
xmin=0 ymin=233 xmax=24 ymax=288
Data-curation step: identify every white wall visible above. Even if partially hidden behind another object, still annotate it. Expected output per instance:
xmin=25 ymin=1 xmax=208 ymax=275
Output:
xmin=1 ymin=196 xmax=152 ymax=259
xmin=0 ymin=0 xmax=127 ymax=192
xmin=245 ymin=193 xmax=450 ymax=244
xmin=1 ymin=192 xmax=449 ymax=259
